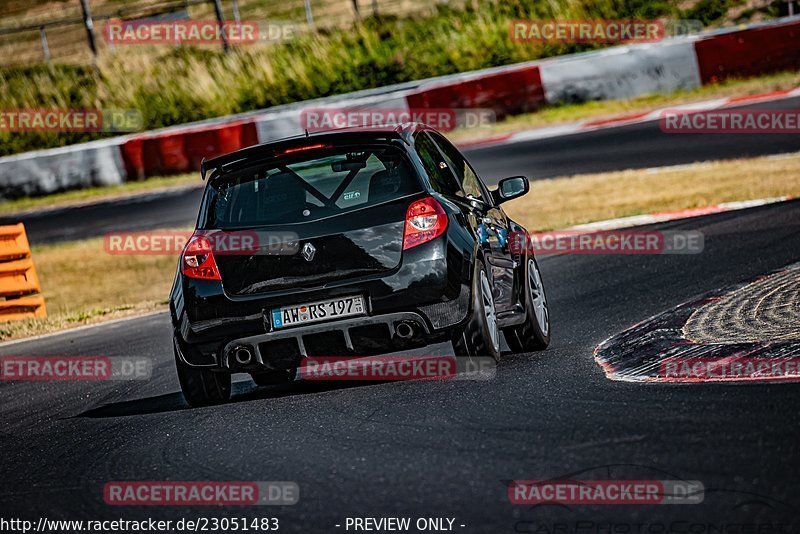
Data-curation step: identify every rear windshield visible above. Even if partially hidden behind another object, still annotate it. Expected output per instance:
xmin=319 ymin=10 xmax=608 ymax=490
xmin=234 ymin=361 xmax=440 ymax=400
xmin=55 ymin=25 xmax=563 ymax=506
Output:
xmin=200 ymin=145 xmax=419 ymax=228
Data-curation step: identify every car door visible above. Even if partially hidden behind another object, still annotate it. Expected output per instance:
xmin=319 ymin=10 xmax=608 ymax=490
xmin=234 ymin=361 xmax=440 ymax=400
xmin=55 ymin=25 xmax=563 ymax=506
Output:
xmin=426 ymin=131 xmax=517 ymax=313
xmin=412 ymin=130 xmax=487 ymax=252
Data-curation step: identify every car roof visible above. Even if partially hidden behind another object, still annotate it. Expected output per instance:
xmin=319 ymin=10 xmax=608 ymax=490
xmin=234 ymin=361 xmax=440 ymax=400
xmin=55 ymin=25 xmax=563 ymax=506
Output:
xmin=201 ymin=122 xmax=435 ymax=180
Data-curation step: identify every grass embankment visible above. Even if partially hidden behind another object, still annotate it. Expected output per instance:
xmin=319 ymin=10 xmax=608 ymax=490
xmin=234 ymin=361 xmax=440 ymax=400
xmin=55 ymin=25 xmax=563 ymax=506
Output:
xmin=1 ymin=152 xmax=798 ymax=341
xmin=502 ymin=154 xmax=800 ymax=231
xmin=0 ymin=0 xmax=688 ymax=156
xmin=2 ymin=69 xmax=799 ymax=216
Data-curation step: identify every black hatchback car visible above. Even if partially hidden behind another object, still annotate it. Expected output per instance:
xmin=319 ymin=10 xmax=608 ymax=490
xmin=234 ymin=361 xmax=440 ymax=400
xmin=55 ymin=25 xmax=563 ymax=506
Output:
xmin=170 ymin=123 xmax=550 ymax=406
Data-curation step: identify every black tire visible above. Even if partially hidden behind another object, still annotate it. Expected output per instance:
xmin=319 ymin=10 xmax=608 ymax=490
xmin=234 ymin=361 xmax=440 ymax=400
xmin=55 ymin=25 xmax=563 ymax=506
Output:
xmin=174 ymin=336 xmax=231 ymax=407
xmin=504 ymin=257 xmax=550 ymax=352
xmin=251 ymin=369 xmax=295 ymax=387
xmin=452 ymin=259 xmax=502 ymax=361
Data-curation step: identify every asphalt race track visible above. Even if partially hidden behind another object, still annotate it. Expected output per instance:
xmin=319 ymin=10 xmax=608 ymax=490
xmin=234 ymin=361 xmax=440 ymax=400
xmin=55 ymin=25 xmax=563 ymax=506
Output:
xmin=467 ymin=95 xmax=800 ymax=180
xmin=1 ymin=199 xmax=799 ymax=530
xmin=7 ymin=97 xmax=800 ymax=245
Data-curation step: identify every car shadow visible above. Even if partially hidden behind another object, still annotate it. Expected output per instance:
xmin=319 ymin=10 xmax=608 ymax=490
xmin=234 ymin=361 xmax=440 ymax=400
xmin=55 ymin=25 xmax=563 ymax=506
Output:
xmin=77 ymin=391 xmax=191 ymax=418
xmin=73 ymin=378 xmax=386 ymax=419
xmin=75 ymin=344 xmax=517 ymax=419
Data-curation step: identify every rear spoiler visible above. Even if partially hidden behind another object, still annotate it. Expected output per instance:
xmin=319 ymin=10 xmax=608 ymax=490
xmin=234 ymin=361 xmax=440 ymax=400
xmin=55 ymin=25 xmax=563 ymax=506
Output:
xmin=199 ymin=127 xmax=416 ymax=180
xmin=200 ymin=154 xmax=251 ymax=181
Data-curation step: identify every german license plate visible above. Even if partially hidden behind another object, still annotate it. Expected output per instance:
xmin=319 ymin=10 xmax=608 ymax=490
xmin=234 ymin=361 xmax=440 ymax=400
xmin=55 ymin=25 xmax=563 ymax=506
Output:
xmin=271 ymin=295 xmax=365 ymax=329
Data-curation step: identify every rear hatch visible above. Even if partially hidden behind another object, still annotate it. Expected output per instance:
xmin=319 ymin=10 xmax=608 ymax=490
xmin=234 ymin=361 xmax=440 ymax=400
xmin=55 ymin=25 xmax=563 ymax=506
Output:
xmin=200 ymin=143 xmax=422 ymax=295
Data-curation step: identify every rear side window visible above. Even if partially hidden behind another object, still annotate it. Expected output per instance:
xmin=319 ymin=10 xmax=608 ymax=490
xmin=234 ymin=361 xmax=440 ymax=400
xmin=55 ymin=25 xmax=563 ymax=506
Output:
xmin=429 ymin=131 xmax=487 ymax=201
xmin=413 ymin=132 xmax=462 ymax=198
xmin=200 ymin=146 xmax=419 ymax=228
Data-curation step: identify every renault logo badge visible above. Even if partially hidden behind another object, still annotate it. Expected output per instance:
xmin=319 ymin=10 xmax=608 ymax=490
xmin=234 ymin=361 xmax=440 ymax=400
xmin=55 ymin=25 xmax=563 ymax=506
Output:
xmin=301 ymin=242 xmax=316 ymax=262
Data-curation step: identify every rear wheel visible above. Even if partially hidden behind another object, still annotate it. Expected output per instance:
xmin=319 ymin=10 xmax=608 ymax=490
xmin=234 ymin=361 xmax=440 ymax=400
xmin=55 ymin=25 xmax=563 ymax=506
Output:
xmin=504 ymin=257 xmax=550 ymax=352
xmin=174 ymin=336 xmax=231 ymax=407
xmin=452 ymin=260 xmax=502 ymax=361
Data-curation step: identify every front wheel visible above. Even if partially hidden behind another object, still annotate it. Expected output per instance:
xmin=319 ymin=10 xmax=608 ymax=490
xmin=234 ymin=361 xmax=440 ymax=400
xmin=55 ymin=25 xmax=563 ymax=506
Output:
xmin=174 ymin=336 xmax=231 ymax=407
xmin=504 ymin=257 xmax=551 ymax=352
xmin=452 ymin=260 xmax=502 ymax=361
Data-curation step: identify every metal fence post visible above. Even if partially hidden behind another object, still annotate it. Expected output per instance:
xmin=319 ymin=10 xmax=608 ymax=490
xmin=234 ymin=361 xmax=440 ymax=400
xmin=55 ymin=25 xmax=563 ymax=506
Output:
xmin=79 ymin=0 xmax=97 ymax=57
xmin=304 ymin=0 xmax=315 ymax=29
xmin=232 ymin=0 xmax=241 ymax=24
xmin=39 ymin=26 xmax=51 ymax=61
xmin=107 ymin=19 xmax=116 ymax=54
xmin=211 ymin=0 xmax=229 ymax=53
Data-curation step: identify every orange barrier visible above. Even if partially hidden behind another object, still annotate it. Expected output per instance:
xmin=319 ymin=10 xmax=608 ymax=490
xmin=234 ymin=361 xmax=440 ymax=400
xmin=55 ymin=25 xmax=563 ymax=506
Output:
xmin=0 ymin=224 xmax=46 ymax=321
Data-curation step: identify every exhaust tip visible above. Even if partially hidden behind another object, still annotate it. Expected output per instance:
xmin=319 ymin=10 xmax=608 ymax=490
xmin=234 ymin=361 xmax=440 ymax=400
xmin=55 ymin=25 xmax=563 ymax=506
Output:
xmin=234 ymin=346 xmax=253 ymax=366
xmin=395 ymin=322 xmax=415 ymax=339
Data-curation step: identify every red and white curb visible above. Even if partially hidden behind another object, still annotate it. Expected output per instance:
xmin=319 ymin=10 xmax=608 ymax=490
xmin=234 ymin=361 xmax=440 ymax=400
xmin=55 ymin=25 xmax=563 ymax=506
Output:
xmin=459 ymin=87 xmax=800 ymax=150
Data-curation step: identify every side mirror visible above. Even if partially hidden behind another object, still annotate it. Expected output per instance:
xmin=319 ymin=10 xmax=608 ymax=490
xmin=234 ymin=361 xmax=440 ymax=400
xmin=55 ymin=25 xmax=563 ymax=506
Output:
xmin=494 ymin=176 xmax=529 ymax=204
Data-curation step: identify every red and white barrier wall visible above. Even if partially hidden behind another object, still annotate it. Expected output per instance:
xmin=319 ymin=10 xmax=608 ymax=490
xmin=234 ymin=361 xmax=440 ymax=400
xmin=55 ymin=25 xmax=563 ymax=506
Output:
xmin=538 ymin=39 xmax=701 ymax=103
xmin=2 ymin=17 xmax=800 ymax=197
xmin=406 ymin=63 xmax=546 ymax=118
xmin=119 ymin=119 xmax=259 ymax=181
xmin=0 ymin=138 xmax=127 ymax=199
xmin=694 ymin=20 xmax=800 ymax=83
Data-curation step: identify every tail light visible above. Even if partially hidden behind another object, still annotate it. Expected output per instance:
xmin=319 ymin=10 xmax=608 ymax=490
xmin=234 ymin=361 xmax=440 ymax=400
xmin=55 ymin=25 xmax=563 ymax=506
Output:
xmin=403 ymin=197 xmax=448 ymax=250
xmin=181 ymin=234 xmax=221 ymax=281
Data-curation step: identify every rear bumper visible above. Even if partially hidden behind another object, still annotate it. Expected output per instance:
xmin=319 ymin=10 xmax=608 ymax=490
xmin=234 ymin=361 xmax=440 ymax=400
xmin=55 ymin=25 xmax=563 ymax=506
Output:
xmin=176 ymin=310 xmax=456 ymax=371
xmin=172 ymin=236 xmax=473 ymax=370
xmin=171 ymin=238 xmax=470 ymax=372
xmin=238 ymin=311 xmax=428 ymax=370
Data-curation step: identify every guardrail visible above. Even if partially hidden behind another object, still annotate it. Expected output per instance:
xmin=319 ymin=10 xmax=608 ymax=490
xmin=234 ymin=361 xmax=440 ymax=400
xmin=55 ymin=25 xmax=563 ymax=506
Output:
xmin=0 ymin=224 xmax=46 ymax=321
